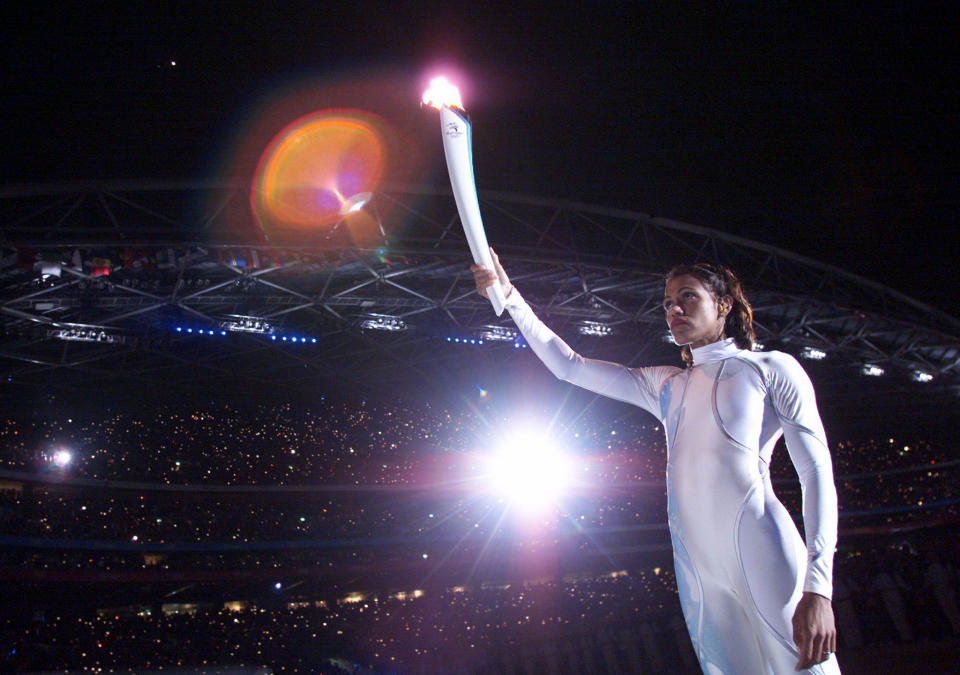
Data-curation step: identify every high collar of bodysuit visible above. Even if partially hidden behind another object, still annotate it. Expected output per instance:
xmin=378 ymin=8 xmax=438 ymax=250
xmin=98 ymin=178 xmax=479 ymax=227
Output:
xmin=690 ymin=337 xmax=742 ymax=366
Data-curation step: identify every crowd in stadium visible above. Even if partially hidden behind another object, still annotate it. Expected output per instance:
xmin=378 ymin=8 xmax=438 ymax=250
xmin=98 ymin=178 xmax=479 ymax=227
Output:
xmin=0 ymin=399 xmax=955 ymax=539
xmin=1 ymin=397 xmax=951 ymax=483
xmin=1 ymin=549 xmax=958 ymax=673
xmin=1 ymin=397 xmax=958 ymax=673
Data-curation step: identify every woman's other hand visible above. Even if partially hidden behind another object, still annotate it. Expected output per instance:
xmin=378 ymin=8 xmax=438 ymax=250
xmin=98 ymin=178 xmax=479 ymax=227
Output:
xmin=792 ymin=592 xmax=837 ymax=670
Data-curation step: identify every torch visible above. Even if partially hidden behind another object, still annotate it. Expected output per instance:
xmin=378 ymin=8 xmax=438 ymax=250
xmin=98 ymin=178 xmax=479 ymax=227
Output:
xmin=422 ymin=76 xmax=506 ymax=315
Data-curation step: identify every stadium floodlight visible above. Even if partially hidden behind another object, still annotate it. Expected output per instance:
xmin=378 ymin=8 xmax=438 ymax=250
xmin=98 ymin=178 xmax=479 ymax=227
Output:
xmin=220 ymin=315 xmax=274 ymax=335
xmin=47 ymin=323 xmax=124 ymax=344
xmin=753 ymin=342 xmax=765 ymax=351
xmin=861 ymin=364 xmax=885 ymax=377
xmin=360 ymin=314 xmax=408 ymax=332
xmin=577 ymin=321 xmax=613 ymax=337
xmin=483 ymin=427 xmax=573 ymax=511
xmin=478 ymin=325 xmax=517 ymax=342
xmin=912 ymin=370 xmax=934 ymax=383
xmin=801 ymin=346 xmax=828 ymax=361
xmin=51 ymin=449 xmax=72 ymax=468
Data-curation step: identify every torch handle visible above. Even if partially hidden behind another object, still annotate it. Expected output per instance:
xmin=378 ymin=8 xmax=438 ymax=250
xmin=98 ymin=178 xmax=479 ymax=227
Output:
xmin=439 ymin=107 xmax=506 ymax=316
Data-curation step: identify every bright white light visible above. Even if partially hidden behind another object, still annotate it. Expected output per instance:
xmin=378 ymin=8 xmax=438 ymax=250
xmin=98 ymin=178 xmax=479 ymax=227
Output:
xmin=338 ymin=191 xmax=372 ymax=216
xmin=912 ymin=370 xmax=934 ymax=383
xmin=862 ymin=364 xmax=885 ymax=377
xmin=360 ymin=314 xmax=408 ymax=332
xmin=221 ymin=315 xmax=273 ymax=335
xmin=578 ymin=321 xmax=612 ymax=337
xmin=484 ymin=429 xmax=572 ymax=510
xmin=52 ymin=449 xmax=72 ymax=468
xmin=48 ymin=323 xmax=123 ymax=344
xmin=801 ymin=346 xmax=827 ymax=360
xmin=478 ymin=325 xmax=517 ymax=342
xmin=422 ymin=76 xmax=463 ymax=110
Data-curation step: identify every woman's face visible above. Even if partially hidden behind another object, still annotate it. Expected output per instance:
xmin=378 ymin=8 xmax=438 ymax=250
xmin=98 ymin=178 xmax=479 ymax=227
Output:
xmin=663 ymin=274 xmax=729 ymax=349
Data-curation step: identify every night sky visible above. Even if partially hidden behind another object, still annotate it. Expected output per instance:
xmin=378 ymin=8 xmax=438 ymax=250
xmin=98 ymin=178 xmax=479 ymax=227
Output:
xmin=4 ymin=3 xmax=958 ymax=314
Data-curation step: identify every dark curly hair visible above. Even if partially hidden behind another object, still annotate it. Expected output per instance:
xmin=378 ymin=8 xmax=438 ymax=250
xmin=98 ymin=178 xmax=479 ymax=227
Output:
xmin=665 ymin=263 xmax=756 ymax=366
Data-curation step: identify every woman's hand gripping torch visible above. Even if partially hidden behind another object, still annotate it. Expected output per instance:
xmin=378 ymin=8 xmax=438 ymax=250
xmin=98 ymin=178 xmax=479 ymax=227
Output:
xmin=422 ymin=76 xmax=506 ymax=316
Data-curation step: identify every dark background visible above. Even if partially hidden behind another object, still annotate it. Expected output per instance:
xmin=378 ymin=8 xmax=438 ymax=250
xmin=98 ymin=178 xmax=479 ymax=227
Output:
xmin=3 ymin=2 xmax=958 ymax=313
xmin=2 ymin=7 xmax=959 ymax=673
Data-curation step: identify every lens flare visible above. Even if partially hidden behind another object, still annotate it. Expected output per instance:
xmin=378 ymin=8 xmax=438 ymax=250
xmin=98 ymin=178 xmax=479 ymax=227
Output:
xmin=251 ymin=109 xmax=385 ymax=240
xmin=483 ymin=430 xmax=573 ymax=512
xmin=52 ymin=449 xmax=73 ymax=468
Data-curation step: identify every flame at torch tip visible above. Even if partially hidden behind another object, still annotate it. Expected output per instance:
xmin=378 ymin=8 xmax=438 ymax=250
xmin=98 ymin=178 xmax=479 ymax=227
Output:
xmin=422 ymin=76 xmax=463 ymax=110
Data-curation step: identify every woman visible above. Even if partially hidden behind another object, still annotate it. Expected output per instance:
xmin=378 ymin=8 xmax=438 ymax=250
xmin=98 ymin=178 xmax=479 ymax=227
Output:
xmin=473 ymin=251 xmax=840 ymax=674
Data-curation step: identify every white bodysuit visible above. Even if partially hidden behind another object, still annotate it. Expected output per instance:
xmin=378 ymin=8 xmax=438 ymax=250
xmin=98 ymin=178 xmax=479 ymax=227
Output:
xmin=505 ymin=290 xmax=840 ymax=675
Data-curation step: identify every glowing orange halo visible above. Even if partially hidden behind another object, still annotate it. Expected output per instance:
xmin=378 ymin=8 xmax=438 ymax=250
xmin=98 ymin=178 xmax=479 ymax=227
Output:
xmin=250 ymin=109 xmax=385 ymax=238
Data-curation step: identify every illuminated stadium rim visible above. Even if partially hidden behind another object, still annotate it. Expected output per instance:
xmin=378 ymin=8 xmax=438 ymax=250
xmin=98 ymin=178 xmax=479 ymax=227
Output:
xmin=0 ymin=180 xmax=958 ymax=393
xmin=0 ymin=179 xmax=954 ymax=329
xmin=173 ymin=324 xmax=527 ymax=348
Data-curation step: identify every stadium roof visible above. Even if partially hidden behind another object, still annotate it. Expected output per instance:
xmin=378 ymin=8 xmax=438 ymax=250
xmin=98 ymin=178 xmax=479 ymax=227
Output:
xmin=1 ymin=181 xmax=958 ymax=406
